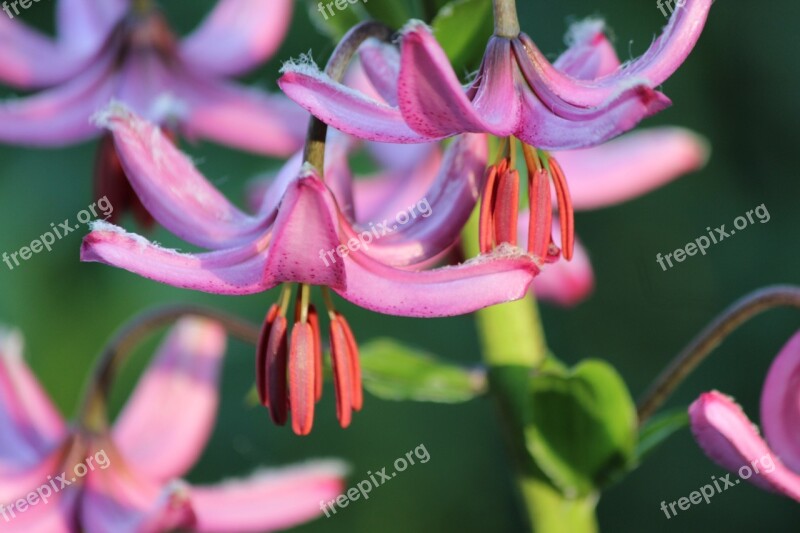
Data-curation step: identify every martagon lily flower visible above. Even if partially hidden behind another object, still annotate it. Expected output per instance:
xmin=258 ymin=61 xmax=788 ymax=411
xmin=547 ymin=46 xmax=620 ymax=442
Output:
xmin=79 ymin=104 xmax=541 ymax=435
xmin=0 ymin=319 xmax=346 ymax=532
xmin=0 ymin=0 xmax=305 ymax=224
xmin=279 ymin=4 xmax=712 ymax=265
xmin=689 ymin=330 xmax=800 ymax=501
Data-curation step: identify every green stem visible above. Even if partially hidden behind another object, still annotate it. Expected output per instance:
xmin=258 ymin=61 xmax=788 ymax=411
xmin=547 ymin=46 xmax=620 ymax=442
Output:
xmin=492 ymin=0 xmax=521 ymax=37
xmin=463 ymin=210 xmax=597 ymax=532
xmin=637 ymin=285 xmax=800 ymax=424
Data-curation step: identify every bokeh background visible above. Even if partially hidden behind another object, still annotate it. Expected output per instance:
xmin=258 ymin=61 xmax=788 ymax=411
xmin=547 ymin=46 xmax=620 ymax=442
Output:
xmin=1 ymin=0 xmax=798 ymax=531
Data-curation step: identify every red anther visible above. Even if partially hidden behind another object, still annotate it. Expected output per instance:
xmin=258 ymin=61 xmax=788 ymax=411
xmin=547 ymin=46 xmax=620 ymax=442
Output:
xmin=527 ymin=169 xmax=553 ymax=259
xmin=336 ymin=313 xmax=362 ymax=412
xmin=549 ymin=157 xmax=574 ymax=261
xmin=306 ymin=305 xmax=323 ymax=402
xmin=289 ymin=322 xmax=316 ymax=436
xmin=478 ymin=165 xmax=499 ymax=253
xmin=266 ymin=316 xmax=288 ymax=426
xmin=256 ymin=304 xmax=280 ymax=407
xmin=329 ymin=317 xmax=354 ymax=428
xmin=493 ymin=168 xmax=520 ymax=246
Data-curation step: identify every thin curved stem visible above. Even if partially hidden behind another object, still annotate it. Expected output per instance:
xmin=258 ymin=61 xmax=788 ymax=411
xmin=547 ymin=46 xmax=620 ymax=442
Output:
xmin=302 ymin=21 xmax=395 ymax=170
xmin=77 ymin=305 xmax=260 ymax=433
xmin=637 ymin=285 xmax=800 ymax=425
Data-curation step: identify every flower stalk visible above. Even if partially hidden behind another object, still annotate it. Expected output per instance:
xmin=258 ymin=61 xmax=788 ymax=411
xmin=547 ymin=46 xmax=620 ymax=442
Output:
xmin=492 ymin=0 xmax=521 ymax=38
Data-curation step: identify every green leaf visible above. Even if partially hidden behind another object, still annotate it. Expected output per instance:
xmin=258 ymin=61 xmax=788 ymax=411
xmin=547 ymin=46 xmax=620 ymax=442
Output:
xmin=637 ymin=408 xmax=689 ymax=460
xmin=525 ymin=360 xmax=638 ymax=497
xmin=431 ymin=0 xmax=493 ymax=75
xmin=359 ymin=338 xmax=486 ymax=403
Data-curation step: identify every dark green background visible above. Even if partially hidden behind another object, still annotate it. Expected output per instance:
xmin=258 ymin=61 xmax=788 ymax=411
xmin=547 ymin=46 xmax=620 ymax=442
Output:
xmin=0 ymin=0 xmax=798 ymax=531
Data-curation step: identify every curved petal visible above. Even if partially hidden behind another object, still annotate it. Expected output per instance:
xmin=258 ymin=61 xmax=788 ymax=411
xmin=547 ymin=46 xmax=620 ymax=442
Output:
xmin=95 ymin=103 xmax=269 ymax=249
xmin=0 ymin=478 xmax=78 ymax=533
xmin=531 ymin=237 xmax=594 ymax=307
xmin=398 ymin=25 xmax=519 ymax=138
xmin=57 ymin=0 xmax=127 ymax=58
xmin=263 ymin=174 xmax=347 ymax=289
xmin=190 ymin=461 xmax=347 ymax=533
xmin=345 ymin=134 xmax=488 ymax=266
xmin=0 ymin=53 xmax=115 ymax=146
xmin=0 ymin=17 xmax=82 ymax=88
xmin=761 ymin=331 xmax=800 ymax=474
xmin=180 ymin=0 xmax=292 ymax=77
xmin=337 ymin=244 xmax=540 ymax=317
xmin=0 ymin=328 xmax=66 ymax=470
xmin=558 ymin=127 xmax=710 ymax=210
xmin=278 ymin=62 xmax=434 ymax=143
xmin=358 ymin=39 xmax=401 ymax=106
xmin=513 ymin=0 xmax=712 ymax=108
xmin=179 ymin=73 xmax=307 ymax=157
xmin=554 ymin=19 xmax=621 ymax=80
xmin=515 ymin=80 xmax=671 ymax=150
xmin=81 ymin=450 xmax=194 ymax=533
xmin=689 ymin=391 xmax=800 ymax=501
xmin=112 ymin=319 xmax=227 ymax=482
xmin=81 ymin=221 xmax=276 ymax=295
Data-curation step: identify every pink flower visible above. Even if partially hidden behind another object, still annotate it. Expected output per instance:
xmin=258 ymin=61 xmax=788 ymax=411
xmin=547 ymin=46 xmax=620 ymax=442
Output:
xmin=689 ymin=331 xmax=800 ymax=501
xmin=278 ymin=5 xmax=712 ymax=150
xmin=278 ymin=11 xmax=712 ymax=271
xmin=0 ymin=320 xmax=346 ymax=532
xmin=80 ymin=104 xmax=541 ymax=434
xmin=0 ymin=0 xmax=304 ymax=224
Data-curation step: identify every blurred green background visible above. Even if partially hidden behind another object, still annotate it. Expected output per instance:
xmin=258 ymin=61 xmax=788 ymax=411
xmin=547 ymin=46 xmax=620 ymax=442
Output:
xmin=1 ymin=0 xmax=798 ymax=531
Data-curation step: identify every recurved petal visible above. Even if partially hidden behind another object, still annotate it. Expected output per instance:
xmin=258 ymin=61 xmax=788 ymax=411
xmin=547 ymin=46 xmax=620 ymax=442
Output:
xmin=514 ymin=0 xmax=712 ymax=109
xmin=180 ymin=0 xmax=292 ymax=77
xmin=0 ymin=328 xmax=66 ymax=469
xmin=0 ymin=479 xmax=79 ymax=533
xmin=278 ymin=62 xmax=434 ymax=143
xmin=398 ymin=25 xmax=518 ymax=138
xmin=57 ymin=0 xmax=127 ymax=58
xmin=337 ymin=245 xmax=539 ymax=317
xmin=179 ymin=73 xmax=307 ymax=157
xmin=112 ymin=318 xmax=227 ymax=482
xmin=689 ymin=391 xmax=800 ymax=501
xmin=0 ymin=52 xmax=115 ymax=146
xmin=190 ymin=461 xmax=347 ymax=533
xmin=558 ymin=127 xmax=710 ymax=210
xmin=515 ymin=82 xmax=671 ymax=150
xmin=345 ymin=134 xmax=488 ymax=266
xmin=81 ymin=221 xmax=277 ymax=295
xmin=81 ymin=454 xmax=195 ymax=533
xmin=263 ymin=174 xmax=346 ymax=289
xmin=761 ymin=331 xmax=800 ymax=474
xmin=554 ymin=19 xmax=621 ymax=80
xmin=95 ymin=103 xmax=268 ymax=249
xmin=358 ymin=38 xmax=401 ymax=106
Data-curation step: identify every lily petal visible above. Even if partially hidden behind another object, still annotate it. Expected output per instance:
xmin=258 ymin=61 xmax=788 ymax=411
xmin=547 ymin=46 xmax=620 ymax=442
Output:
xmin=81 ymin=451 xmax=195 ymax=533
xmin=0 ymin=17 xmax=82 ymax=88
xmin=0 ymin=53 xmax=115 ymax=146
xmin=398 ymin=25 xmax=519 ymax=138
xmin=96 ymin=103 xmax=269 ymax=249
xmin=338 ymin=245 xmax=539 ymax=317
xmin=190 ymin=461 xmax=347 ymax=533
xmin=113 ymin=319 xmax=227 ymax=482
xmin=532 ymin=236 xmax=594 ymax=306
xmin=0 ymin=327 xmax=66 ymax=469
xmin=81 ymin=221 xmax=276 ymax=295
xmin=179 ymin=73 xmax=307 ymax=157
xmin=358 ymin=39 xmax=401 ymax=106
xmin=554 ymin=19 xmax=621 ymax=80
xmin=57 ymin=0 xmax=127 ymax=59
xmin=513 ymin=0 xmax=712 ymax=108
xmin=278 ymin=62 xmax=433 ymax=143
xmin=761 ymin=331 xmax=800 ymax=474
xmin=559 ymin=127 xmax=710 ymax=210
xmin=689 ymin=391 xmax=800 ymax=501
xmin=180 ymin=0 xmax=292 ymax=77
xmin=0 ymin=481 xmax=78 ymax=533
